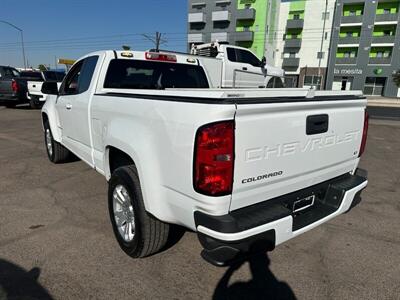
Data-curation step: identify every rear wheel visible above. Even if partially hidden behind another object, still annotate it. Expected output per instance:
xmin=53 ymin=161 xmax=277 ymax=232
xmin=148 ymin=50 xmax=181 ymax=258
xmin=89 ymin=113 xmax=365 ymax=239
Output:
xmin=44 ymin=121 xmax=71 ymax=163
xmin=108 ymin=165 xmax=169 ymax=258
xmin=30 ymin=98 xmax=40 ymax=109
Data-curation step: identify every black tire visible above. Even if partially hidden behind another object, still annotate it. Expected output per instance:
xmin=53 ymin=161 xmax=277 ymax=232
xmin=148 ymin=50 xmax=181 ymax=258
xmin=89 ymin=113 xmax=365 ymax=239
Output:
xmin=30 ymin=98 xmax=40 ymax=109
xmin=108 ymin=165 xmax=169 ymax=258
xmin=43 ymin=121 xmax=72 ymax=163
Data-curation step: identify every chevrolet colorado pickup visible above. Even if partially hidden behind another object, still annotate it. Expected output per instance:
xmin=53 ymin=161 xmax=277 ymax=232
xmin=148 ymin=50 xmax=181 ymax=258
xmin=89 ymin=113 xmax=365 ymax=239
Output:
xmin=41 ymin=50 xmax=368 ymax=266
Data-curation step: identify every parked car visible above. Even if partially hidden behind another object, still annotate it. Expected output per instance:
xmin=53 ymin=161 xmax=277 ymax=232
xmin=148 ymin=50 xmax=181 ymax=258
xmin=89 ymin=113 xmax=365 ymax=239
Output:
xmin=27 ymin=70 xmax=65 ymax=108
xmin=0 ymin=66 xmax=28 ymax=108
xmin=41 ymin=50 xmax=368 ymax=266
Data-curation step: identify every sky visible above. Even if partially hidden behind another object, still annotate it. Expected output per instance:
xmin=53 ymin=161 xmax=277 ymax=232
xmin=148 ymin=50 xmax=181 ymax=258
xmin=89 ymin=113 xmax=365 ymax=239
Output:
xmin=0 ymin=0 xmax=187 ymax=68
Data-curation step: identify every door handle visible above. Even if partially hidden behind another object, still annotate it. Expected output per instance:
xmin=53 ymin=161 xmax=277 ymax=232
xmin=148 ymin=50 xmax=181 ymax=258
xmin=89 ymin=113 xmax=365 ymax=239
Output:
xmin=66 ymin=103 xmax=72 ymax=110
xmin=242 ymin=67 xmax=248 ymax=71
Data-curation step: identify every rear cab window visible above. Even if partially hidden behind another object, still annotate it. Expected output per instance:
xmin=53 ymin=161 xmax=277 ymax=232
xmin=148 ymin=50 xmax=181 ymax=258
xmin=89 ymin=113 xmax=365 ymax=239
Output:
xmin=2 ymin=67 xmax=20 ymax=78
xmin=104 ymin=59 xmax=209 ymax=90
xmin=20 ymin=71 xmax=43 ymax=81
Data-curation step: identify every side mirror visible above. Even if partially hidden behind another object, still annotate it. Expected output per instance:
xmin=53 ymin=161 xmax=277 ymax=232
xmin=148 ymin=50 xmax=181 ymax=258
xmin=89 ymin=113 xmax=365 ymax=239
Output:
xmin=41 ymin=81 xmax=59 ymax=95
xmin=261 ymin=56 xmax=267 ymax=67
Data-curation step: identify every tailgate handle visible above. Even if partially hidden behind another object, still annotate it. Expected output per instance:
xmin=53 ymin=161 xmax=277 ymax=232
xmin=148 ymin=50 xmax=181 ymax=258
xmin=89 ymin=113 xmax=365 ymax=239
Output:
xmin=306 ymin=114 xmax=329 ymax=135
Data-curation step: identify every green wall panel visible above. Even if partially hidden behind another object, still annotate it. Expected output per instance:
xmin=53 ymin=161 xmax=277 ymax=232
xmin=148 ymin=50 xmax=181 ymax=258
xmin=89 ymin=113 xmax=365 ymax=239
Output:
xmin=237 ymin=0 xmax=268 ymax=58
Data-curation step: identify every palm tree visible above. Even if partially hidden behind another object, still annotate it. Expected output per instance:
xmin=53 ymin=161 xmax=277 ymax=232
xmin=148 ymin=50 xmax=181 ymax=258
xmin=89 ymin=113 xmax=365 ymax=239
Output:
xmin=393 ymin=70 xmax=400 ymax=87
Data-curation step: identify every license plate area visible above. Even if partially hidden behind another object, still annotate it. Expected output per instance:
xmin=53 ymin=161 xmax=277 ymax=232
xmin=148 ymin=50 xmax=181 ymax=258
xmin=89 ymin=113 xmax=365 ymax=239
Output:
xmin=292 ymin=195 xmax=315 ymax=213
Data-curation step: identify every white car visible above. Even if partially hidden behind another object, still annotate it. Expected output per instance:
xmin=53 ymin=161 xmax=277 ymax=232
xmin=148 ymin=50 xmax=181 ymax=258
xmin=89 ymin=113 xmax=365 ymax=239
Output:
xmin=41 ymin=50 xmax=368 ymax=266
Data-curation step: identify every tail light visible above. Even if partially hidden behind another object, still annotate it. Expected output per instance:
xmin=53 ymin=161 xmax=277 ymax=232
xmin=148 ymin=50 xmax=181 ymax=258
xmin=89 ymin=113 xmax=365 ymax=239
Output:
xmin=11 ymin=80 xmax=18 ymax=93
xmin=194 ymin=121 xmax=234 ymax=196
xmin=145 ymin=52 xmax=177 ymax=62
xmin=359 ymin=110 xmax=369 ymax=157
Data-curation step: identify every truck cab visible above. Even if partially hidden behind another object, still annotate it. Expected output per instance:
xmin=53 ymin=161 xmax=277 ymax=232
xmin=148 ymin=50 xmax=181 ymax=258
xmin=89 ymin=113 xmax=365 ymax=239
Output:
xmin=191 ymin=42 xmax=285 ymax=88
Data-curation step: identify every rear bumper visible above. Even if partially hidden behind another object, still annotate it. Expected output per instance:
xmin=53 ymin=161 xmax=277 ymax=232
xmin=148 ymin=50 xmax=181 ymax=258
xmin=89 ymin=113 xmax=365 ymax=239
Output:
xmin=195 ymin=169 xmax=368 ymax=266
xmin=27 ymin=93 xmax=46 ymax=102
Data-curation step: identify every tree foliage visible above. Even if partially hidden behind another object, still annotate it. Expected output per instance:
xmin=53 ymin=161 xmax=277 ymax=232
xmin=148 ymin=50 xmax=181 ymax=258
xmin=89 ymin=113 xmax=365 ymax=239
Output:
xmin=38 ymin=64 xmax=48 ymax=71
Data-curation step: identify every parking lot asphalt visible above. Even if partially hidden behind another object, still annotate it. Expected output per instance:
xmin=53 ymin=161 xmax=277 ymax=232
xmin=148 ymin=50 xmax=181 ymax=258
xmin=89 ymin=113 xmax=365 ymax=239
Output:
xmin=0 ymin=105 xmax=399 ymax=300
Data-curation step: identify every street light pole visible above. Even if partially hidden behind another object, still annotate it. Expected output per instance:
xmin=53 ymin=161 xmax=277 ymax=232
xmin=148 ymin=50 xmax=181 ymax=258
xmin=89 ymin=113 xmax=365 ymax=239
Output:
xmin=318 ymin=0 xmax=329 ymax=90
xmin=0 ymin=20 xmax=27 ymax=69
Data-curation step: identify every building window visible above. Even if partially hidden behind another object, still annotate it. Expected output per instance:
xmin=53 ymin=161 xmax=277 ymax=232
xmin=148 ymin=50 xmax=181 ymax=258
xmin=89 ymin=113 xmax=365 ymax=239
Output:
xmin=383 ymin=8 xmax=391 ymax=14
xmin=293 ymin=14 xmax=300 ymax=20
xmin=349 ymin=10 xmax=356 ymax=16
xmin=346 ymin=32 xmax=353 ymax=37
xmin=243 ymin=26 xmax=250 ymax=31
xmin=317 ymin=52 xmax=325 ymax=59
xmin=304 ymin=75 xmax=322 ymax=90
xmin=245 ymin=4 xmax=251 ymax=9
xmin=383 ymin=30 xmax=392 ymax=36
xmin=282 ymin=52 xmax=296 ymax=58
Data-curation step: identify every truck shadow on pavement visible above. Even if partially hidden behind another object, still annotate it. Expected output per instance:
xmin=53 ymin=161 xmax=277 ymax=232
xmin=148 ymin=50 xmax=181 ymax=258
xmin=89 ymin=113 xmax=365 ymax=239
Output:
xmin=213 ymin=253 xmax=297 ymax=300
xmin=0 ymin=259 xmax=53 ymax=300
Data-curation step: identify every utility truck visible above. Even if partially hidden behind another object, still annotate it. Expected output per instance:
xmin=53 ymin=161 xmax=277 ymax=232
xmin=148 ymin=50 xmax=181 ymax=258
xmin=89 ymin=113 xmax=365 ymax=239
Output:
xmin=41 ymin=50 xmax=368 ymax=266
xmin=190 ymin=42 xmax=285 ymax=88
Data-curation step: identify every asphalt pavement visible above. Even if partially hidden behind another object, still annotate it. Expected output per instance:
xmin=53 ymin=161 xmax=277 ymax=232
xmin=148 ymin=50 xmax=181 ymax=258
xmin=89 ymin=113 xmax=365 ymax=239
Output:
xmin=0 ymin=105 xmax=399 ymax=300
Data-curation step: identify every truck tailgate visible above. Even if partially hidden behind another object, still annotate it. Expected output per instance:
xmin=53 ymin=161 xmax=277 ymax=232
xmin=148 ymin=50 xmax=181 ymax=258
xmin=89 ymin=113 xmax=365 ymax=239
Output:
xmin=28 ymin=81 xmax=43 ymax=95
xmin=231 ymin=96 xmax=366 ymax=211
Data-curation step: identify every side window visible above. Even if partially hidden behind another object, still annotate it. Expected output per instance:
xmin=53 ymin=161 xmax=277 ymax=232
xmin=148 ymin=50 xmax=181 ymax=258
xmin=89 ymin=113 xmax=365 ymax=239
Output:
xmin=78 ymin=56 xmax=98 ymax=93
xmin=236 ymin=49 xmax=261 ymax=67
xmin=60 ymin=56 xmax=98 ymax=96
xmin=60 ymin=60 xmax=83 ymax=95
xmin=227 ymin=48 xmax=237 ymax=62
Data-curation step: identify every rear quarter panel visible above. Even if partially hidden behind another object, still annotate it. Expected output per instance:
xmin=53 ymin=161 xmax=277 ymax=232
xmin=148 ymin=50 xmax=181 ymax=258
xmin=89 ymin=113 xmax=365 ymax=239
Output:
xmin=90 ymin=94 xmax=236 ymax=229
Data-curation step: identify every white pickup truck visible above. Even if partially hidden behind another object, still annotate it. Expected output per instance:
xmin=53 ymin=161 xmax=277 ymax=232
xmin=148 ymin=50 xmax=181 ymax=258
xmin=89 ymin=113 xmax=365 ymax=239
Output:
xmin=190 ymin=42 xmax=285 ymax=88
xmin=27 ymin=71 xmax=65 ymax=108
xmin=41 ymin=50 xmax=368 ymax=266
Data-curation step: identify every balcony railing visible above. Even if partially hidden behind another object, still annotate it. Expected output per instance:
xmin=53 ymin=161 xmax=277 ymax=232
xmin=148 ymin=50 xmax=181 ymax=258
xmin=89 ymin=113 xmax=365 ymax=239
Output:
xmin=282 ymin=57 xmax=300 ymax=67
xmin=211 ymin=32 xmax=229 ymax=42
xmin=188 ymin=33 xmax=205 ymax=43
xmin=369 ymin=57 xmax=392 ymax=65
xmin=188 ymin=12 xmax=206 ymax=23
xmin=286 ymin=19 xmax=304 ymax=29
xmin=336 ymin=57 xmax=357 ymax=64
xmin=284 ymin=38 xmax=302 ymax=48
xmin=338 ymin=36 xmax=360 ymax=45
xmin=234 ymin=31 xmax=254 ymax=42
xmin=212 ymin=11 xmax=231 ymax=22
xmin=375 ymin=13 xmax=399 ymax=22
xmin=237 ymin=8 xmax=256 ymax=21
xmin=341 ymin=15 xmax=363 ymax=24
xmin=371 ymin=35 xmax=396 ymax=44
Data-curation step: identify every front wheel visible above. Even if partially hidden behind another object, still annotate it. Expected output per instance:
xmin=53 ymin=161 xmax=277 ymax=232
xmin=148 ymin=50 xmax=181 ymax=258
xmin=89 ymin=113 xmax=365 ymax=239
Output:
xmin=108 ymin=165 xmax=169 ymax=258
xmin=44 ymin=121 xmax=72 ymax=163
